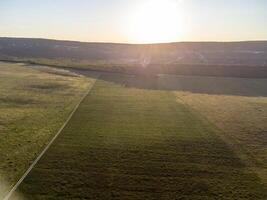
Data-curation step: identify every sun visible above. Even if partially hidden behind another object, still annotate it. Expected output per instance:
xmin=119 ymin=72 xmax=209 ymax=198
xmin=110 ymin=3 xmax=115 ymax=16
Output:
xmin=128 ymin=0 xmax=185 ymax=43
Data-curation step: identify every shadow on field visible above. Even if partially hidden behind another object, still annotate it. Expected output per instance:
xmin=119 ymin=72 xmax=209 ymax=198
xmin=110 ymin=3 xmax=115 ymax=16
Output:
xmin=77 ymin=70 xmax=267 ymax=97
xmin=23 ymin=62 xmax=267 ymax=97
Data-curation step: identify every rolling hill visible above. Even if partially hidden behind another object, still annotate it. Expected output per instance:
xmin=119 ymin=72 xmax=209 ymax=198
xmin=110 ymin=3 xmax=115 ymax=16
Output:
xmin=1 ymin=37 xmax=267 ymax=78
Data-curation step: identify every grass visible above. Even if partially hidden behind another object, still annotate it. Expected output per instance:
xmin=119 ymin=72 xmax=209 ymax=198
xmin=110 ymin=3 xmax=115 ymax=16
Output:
xmin=170 ymin=75 xmax=267 ymax=183
xmin=2 ymin=57 xmax=267 ymax=78
xmin=0 ymin=62 xmax=95 ymax=198
xmin=1 ymin=57 xmax=137 ymax=74
xmin=13 ymin=74 xmax=266 ymax=200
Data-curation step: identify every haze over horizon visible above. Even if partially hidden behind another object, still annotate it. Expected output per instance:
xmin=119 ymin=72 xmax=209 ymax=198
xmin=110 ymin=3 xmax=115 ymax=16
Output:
xmin=1 ymin=0 xmax=267 ymax=44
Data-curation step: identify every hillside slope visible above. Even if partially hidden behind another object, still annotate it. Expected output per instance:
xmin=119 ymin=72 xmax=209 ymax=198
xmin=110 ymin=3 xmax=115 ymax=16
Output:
xmin=1 ymin=37 xmax=267 ymax=66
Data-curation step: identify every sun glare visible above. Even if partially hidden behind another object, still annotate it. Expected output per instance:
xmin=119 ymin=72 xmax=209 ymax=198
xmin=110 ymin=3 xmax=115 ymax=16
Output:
xmin=128 ymin=0 xmax=185 ymax=43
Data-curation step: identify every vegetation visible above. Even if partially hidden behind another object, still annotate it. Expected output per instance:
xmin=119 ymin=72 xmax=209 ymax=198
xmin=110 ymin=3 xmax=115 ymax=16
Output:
xmin=13 ymin=74 xmax=266 ymax=200
xmin=1 ymin=37 xmax=267 ymax=67
xmin=0 ymin=62 xmax=94 ymax=199
xmin=2 ymin=56 xmax=267 ymax=79
xmin=1 ymin=37 xmax=267 ymax=78
xmin=170 ymin=75 xmax=267 ymax=183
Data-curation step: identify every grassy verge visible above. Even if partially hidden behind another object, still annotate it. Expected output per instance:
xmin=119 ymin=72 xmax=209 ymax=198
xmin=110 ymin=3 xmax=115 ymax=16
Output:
xmin=14 ymin=74 xmax=266 ymax=200
xmin=0 ymin=62 xmax=95 ymax=198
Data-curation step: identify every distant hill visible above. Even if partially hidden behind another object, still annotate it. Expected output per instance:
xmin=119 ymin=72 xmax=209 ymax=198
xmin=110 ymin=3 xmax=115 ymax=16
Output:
xmin=1 ymin=37 xmax=267 ymax=66
xmin=1 ymin=37 xmax=267 ymax=78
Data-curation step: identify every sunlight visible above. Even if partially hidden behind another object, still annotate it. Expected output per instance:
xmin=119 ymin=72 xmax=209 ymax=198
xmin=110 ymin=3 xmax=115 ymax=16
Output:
xmin=128 ymin=0 xmax=185 ymax=43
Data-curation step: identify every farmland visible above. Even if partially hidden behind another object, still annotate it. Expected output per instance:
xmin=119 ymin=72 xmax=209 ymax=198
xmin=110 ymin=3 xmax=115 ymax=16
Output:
xmin=170 ymin=75 xmax=267 ymax=183
xmin=0 ymin=62 xmax=95 ymax=198
xmin=1 ymin=1 xmax=267 ymax=199
xmin=11 ymin=74 xmax=267 ymax=200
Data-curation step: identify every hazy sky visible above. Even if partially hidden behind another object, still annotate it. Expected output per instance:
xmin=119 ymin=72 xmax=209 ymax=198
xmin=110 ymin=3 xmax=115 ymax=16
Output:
xmin=0 ymin=0 xmax=267 ymax=43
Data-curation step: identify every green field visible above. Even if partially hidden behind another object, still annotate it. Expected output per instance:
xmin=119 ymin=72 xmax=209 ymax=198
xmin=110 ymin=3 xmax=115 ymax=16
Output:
xmin=0 ymin=62 xmax=95 ymax=198
xmin=158 ymin=74 xmax=267 ymax=184
xmin=11 ymin=74 xmax=266 ymax=200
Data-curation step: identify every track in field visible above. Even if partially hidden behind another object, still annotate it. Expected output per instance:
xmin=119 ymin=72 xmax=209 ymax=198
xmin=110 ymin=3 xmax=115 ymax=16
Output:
xmin=11 ymin=74 xmax=266 ymax=200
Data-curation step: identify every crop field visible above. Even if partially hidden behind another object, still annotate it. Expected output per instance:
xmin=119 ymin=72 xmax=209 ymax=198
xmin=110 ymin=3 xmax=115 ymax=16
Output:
xmin=11 ymin=74 xmax=266 ymax=200
xmin=0 ymin=62 xmax=95 ymax=198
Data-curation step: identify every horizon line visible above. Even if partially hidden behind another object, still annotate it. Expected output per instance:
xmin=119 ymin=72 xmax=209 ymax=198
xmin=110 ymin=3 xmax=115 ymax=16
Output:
xmin=1 ymin=36 xmax=267 ymax=45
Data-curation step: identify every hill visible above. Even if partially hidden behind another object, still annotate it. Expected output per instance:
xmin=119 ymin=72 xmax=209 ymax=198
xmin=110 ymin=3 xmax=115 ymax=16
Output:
xmin=1 ymin=37 xmax=267 ymax=78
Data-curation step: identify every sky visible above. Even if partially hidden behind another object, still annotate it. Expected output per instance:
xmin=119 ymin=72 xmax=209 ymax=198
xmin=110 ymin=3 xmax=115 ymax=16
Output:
xmin=0 ymin=0 xmax=267 ymax=43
